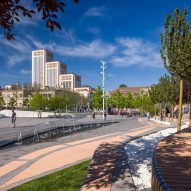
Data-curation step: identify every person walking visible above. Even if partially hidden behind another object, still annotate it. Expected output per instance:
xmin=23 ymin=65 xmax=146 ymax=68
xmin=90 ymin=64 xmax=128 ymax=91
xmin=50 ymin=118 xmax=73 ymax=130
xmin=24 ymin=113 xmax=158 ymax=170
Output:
xmin=147 ymin=112 xmax=150 ymax=121
xmin=104 ymin=112 xmax=107 ymax=120
xmin=92 ymin=111 xmax=95 ymax=119
xmin=11 ymin=109 xmax=16 ymax=128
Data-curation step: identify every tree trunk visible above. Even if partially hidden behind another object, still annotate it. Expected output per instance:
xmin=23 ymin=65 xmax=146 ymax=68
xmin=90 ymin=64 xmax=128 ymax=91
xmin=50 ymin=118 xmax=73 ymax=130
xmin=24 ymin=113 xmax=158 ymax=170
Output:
xmin=171 ymin=105 xmax=174 ymax=122
xmin=188 ymin=102 xmax=191 ymax=127
xmin=154 ymin=105 xmax=156 ymax=121
xmin=177 ymin=80 xmax=183 ymax=132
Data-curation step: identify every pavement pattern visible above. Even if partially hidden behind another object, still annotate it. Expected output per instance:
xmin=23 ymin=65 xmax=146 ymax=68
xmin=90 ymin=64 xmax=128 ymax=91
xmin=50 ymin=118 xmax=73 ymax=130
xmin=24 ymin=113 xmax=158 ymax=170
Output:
xmin=0 ymin=115 xmax=123 ymax=147
xmin=0 ymin=117 xmax=170 ymax=191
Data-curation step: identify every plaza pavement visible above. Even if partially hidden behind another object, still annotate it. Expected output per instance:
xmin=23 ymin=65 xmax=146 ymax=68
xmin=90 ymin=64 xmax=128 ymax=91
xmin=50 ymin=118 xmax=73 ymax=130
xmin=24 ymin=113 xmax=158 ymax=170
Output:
xmin=0 ymin=114 xmax=122 ymax=147
xmin=0 ymin=116 xmax=172 ymax=191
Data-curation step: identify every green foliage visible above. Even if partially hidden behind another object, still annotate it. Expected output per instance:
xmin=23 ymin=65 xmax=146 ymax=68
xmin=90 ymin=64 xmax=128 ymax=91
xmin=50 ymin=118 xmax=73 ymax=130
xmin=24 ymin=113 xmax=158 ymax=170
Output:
xmin=0 ymin=96 xmax=4 ymax=108
xmin=29 ymin=90 xmax=87 ymax=112
xmin=29 ymin=93 xmax=48 ymax=110
xmin=149 ymin=74 xmax=179 ymax=105
xmin=48 ymin=96 xmax=67 ymax=111
xmin=161 ymin=8 xmax=191 ymax=83
xmin=92 ymin=86 xmax=103 ymax=109
xmin=124 ymin=93 xmax=134 ymax=108
xmin=10 ymin=160 xmax=90 ymax=191
xmin=109 ymin=90 xmax=124 ymax=108
xmin=134 ymin=93 xmax=155 ymax=115
xmin=8 ymin=97 xmax=16 ymax=108
xmin=56 ymin=90 xmax=88 ymax=110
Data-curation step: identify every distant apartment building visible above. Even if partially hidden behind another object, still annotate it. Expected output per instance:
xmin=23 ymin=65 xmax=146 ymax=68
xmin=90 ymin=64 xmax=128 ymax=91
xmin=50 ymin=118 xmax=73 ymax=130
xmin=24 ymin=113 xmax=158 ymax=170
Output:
xmin=32 ymin=49 xmax=81 ymax=90
xmin=32 ymin=49 xmax=53 ymax=89
xmin=60 ymin=74 xmax=81 ymax=90
xmin=1 ymin=88 xmax=25 ymax=108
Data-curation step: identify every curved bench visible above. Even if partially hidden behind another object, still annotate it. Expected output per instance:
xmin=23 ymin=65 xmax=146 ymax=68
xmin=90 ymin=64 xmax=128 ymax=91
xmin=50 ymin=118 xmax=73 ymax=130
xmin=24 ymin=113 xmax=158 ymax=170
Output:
xmin=152 ymin=128 xmax=191 ymax=191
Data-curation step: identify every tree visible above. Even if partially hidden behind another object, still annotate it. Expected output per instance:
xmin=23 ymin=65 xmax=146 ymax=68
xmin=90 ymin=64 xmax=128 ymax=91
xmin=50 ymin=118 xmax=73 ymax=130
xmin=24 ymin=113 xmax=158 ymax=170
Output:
xmin=119 ymin=84 xmax=127 ymax=88
xmin=0 ymin=96 xmax=4 ymax=108
xmin=92 ymin=86 xmax=103 ymax=109
xmin=8 ymin=97 xmax=16 ymax=108
xmin=124 ymin=93 xmax=134 ymax=109
xmin=48 ymin=96 xmax=67 ymax=111
xmin=134 ymin=93 xmax=155 ymax=115
xmin=56 ymin=90 xmax=88 ymax=110
xmin=29 ymin=93 xmax=48 ymax=116
xmin=109 ymin=90 xmax=124 ymax=109
xmin=149 ymin=75 xmax=179 ymax=120
xmin=0 ymin=0 xmax=79 ymax=40
xmin=160 ymin=8 xmax=191 ymax=130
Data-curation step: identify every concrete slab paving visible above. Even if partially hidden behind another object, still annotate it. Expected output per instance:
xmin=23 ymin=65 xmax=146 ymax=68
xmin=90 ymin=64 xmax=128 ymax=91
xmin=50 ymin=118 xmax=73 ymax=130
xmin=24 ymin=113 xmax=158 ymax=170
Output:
xmin=0 ymin=117 xmax=171 ymax=191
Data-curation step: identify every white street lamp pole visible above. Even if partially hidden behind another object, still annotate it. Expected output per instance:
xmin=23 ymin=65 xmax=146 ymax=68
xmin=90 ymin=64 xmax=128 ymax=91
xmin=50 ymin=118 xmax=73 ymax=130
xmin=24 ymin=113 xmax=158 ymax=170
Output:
xmin=100 ymin=60 xmax=107 ymax=120
xmin=6 ymin=87 xmax=8 ymax=110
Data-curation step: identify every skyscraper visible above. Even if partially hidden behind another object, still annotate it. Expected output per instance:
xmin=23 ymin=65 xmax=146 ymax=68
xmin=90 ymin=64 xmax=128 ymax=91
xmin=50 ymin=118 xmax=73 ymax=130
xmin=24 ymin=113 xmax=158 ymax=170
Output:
xmin=32 ymin=49 xmax=53 ymax=89
xmin=45 ymin=61 xmax=67 ymax=88
xmin=32 ymin=49 xmax=81 ymax=90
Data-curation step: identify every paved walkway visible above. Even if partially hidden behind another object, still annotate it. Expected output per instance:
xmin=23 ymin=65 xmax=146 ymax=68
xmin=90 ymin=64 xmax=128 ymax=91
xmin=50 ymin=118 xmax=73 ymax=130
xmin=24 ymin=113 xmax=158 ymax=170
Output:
xmin=0 ymin=118 xmax=170 ymax=191
xmin=0 ymin=115 xmax=123 ymax=147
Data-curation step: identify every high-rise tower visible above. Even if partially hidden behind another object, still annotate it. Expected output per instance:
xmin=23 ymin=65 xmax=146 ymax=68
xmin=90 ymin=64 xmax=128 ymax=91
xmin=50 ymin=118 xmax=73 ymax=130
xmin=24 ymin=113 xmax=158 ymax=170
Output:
xmin=32 ymin=49 xmax=53 ymax=89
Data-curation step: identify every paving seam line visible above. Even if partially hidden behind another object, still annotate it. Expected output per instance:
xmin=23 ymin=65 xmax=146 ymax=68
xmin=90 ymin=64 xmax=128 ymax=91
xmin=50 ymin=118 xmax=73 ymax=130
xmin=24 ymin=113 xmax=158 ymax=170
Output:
xmin=80 ymin=125 xmax=170 ymax=191
xmin=110 ymin=125 xmax=173 ymax=191
xmin=1 ymin=157 xmax=91 ymax=191
xmin=0 ymin=132 xmax=122 ymax=186
xmin=1 ymin=123 xmax=170 ymax=190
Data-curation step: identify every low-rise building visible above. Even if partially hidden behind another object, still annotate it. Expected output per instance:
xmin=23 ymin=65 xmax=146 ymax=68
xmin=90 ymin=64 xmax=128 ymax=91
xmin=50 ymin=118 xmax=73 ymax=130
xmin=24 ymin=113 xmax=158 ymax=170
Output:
xmin=1 ymin=88 xmax=25 ymax=108
xmin=74 ymin=86 xmax=95 ymax=99
xmin=109 ymin=86 xmax=149 ymax=97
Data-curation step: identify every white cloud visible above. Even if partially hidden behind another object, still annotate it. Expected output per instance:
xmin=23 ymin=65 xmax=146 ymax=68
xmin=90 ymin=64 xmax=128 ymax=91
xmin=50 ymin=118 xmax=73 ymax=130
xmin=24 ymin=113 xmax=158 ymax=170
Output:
xmin=0 ymin=35 xmax=33 ymax=67
xmin=0 ymin=32 xmax=162 ymax=70
xmin=20 ymin=69 xmax=31 ymax=75
xmin=111 ymin=38 xmax=162 ymax=68
xmin=87 ymin=27 xmax=100 ymax=34
xmin=7 ymin=55 xmax=27 ymax=67
xmin=85 ymin=6 xmax=106 ymax=17
xmin=29 ymin=38 xmax=116 ymax=58
xmin=55 ymin=40 xmax=116 ymax=58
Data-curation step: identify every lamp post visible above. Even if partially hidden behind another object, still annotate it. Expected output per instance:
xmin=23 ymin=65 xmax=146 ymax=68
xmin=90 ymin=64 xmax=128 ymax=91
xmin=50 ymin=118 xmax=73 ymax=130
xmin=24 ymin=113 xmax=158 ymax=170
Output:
xmin=15 ymin=82 xmax=19 ymax=109
xmin=6 ymin=87 xmax=8 ymax=110
xmin=100 ymin=60 xmax=107 ymax=120
xmin=65 ymin=93 xmax=68 ymax=113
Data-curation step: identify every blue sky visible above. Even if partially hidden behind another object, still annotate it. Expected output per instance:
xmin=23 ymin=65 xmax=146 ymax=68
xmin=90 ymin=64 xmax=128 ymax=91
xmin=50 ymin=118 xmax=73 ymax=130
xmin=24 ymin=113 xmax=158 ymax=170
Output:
xmin=0 ymin=0 xmax=191 ymax=91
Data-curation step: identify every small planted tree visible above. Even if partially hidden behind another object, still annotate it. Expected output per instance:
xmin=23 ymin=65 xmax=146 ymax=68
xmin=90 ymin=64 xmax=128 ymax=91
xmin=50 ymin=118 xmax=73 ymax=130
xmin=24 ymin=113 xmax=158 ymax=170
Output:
xmin=109 ymin=90 xmax=124 ymax=110
xmin=161 ymin=8 xmax=191 ymax=130
xmin=29 ymin=93 xmax=48 ymax=118
xmin=92 ymin=86 xmax=103 ymax=109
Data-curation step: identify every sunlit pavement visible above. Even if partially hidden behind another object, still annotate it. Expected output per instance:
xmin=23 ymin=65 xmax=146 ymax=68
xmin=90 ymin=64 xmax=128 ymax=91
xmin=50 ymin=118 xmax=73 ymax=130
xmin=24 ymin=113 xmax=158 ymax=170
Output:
xmin=0 ymin=117 xmax=172 ymax=190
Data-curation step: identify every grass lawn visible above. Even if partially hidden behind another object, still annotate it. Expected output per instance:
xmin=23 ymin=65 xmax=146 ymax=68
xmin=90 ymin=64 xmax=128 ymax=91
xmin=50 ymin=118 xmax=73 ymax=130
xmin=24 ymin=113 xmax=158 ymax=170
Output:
xmin=10 ymin=160 xmax=90 ymax=191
